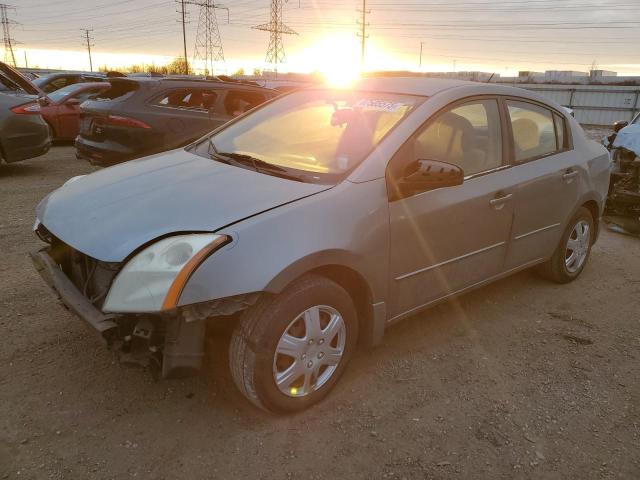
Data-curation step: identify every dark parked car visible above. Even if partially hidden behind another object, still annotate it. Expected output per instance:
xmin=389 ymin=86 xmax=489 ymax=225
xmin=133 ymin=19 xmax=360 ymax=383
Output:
xmin=0 ymin=62 xmax=51 ymax=164
xmin=33 ymin=72 xmax=106 ymax=94
xmin=36 ymin=82 xmax=110 ymax=141
xmin=75 ymin=77 xmax=277 ymax=165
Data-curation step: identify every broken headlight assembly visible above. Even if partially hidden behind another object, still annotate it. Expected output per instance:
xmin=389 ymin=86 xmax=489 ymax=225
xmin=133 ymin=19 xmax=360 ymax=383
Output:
xmin=103 ymin=233 xmax=229 ymax=313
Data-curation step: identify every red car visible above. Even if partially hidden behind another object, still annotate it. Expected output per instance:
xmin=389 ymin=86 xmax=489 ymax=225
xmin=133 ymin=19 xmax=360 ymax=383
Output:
xmin=38 ymin=82 xmax=109 ymax=141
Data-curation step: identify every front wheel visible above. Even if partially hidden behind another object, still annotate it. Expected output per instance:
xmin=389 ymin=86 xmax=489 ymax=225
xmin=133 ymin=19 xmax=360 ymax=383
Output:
xmin=229 ymin=274 xmax=358 ymax=413
xmin=537 ymin=207 xmax=594 ymax=283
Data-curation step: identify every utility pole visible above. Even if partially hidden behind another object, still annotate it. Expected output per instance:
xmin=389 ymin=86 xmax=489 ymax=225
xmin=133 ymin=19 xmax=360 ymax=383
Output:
xmin=23 ymin=49 xmax=27 ymax=68
xmin=187 ymin=0 xmax=228 ymax=75
xmin=177 ymin=0 xmax=189 ymax=74
xmin=81 ymin=29 xmax=94 ymax=72
xmin=419 ymin=41 xmax=424 ymax=69
xmin=253 ymin=0 xmax=297 ymax=77
xmin=0 ymin=3 xmax=17 ymax=67
xmin=356 ymin=0 xmax=369 ymax=71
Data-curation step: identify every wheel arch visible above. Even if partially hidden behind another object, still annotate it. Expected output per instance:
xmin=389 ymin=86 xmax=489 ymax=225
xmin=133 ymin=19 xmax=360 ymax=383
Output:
xmin=264 ymin=255 xmax=381 ymax=348
xmin=581 ymin=199 xmax=600 ymax=243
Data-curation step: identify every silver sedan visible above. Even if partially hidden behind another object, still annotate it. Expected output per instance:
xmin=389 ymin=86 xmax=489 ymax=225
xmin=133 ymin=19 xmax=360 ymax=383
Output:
xmin=31 ymin=77 xmax=610 ymax=413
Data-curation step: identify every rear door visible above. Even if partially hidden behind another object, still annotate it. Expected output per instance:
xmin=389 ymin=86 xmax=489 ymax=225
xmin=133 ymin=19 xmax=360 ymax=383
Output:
xmin=503 ymin=99 xmax=580 ymax=268
xmin=149 ymin=87 xmax=229 ymax=147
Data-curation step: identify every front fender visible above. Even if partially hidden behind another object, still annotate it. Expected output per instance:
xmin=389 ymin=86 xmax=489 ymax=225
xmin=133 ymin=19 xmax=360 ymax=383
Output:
xmin=177 ymin=178 xmax=390 ymax=308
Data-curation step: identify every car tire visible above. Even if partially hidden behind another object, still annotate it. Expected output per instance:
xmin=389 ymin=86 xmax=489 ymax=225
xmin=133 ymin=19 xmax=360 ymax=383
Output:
xmin=537 ymin=207 xmax=594 ymax=284
xmin=229 ymin=274 xmax=358 ymax=414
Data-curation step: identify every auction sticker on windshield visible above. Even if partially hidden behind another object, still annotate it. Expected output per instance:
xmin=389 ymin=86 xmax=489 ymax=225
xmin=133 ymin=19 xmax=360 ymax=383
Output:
xmin=354 ymin=99 xmax=407 ymax=112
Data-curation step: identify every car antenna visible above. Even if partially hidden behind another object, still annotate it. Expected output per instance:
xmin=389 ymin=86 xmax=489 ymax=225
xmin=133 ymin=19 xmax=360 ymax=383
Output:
xmin=486 ymin=73 xmax=496 ymax=83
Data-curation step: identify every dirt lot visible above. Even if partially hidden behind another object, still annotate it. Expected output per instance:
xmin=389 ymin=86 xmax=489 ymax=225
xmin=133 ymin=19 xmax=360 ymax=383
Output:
xmin=1 ymin=141 xmax=639 ymax=480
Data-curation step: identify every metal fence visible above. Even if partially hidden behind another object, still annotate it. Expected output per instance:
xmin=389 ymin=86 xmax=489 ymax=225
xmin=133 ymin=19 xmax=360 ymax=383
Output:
xmin=500 ymin=83 xmax=640 ymax=126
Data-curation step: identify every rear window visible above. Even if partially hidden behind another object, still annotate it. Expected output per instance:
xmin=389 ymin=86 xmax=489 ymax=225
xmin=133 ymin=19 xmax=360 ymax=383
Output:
xmin=95 ymin=80 xmax=139 ymax=101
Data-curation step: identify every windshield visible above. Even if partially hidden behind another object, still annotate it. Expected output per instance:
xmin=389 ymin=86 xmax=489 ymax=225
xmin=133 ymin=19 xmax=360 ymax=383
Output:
xmin=46 ymin=84 xmax=83 ymax=103
xmin=195 ymin=89 xmax=424 ymax=182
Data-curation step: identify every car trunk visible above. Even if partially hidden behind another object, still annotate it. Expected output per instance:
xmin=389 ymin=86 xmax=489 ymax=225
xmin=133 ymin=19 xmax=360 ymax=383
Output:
xmin=78 ymin=79 xmax=140 ymax=141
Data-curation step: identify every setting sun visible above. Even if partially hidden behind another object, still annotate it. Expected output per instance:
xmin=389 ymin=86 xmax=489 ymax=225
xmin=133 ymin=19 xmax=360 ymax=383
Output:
xmin=299 ymin=34 xmax=362 ymax=88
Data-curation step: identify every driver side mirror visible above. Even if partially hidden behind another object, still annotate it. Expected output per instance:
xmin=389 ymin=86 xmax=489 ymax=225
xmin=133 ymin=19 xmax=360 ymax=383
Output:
xmin=396 ymin=159 xmax=464 ymax=198
xmin=613 ymin=120 xmax=628 ymax=133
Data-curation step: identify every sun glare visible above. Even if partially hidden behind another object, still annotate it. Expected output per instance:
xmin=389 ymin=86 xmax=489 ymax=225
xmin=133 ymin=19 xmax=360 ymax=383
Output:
xmin=303 ymin=34 xmax=362 ymax=88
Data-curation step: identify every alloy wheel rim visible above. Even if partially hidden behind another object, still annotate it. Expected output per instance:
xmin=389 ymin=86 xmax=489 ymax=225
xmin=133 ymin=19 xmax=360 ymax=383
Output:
xmin=273 ymin=305 xmax=346 ymax=398
xmin=565 ymin=220 xmax=590 ymax=274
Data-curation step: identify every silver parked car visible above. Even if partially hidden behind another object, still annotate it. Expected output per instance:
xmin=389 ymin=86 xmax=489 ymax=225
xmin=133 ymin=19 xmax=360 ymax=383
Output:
xmin=31 ymin=78 xmax=610 ymax=413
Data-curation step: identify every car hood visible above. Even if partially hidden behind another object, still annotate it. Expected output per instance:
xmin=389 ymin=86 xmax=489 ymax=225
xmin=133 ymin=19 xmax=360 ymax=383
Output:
xmin=613 ymin=123 xmax=640 ymax=158
xmin=36 ymin=149 xmax=332 ymax=262
xmin=0 ymin=62 xmax=43 ymax=96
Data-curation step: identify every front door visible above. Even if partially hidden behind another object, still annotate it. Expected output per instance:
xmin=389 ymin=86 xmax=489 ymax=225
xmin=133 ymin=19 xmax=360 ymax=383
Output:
xmin=387 ymin=98 xmax=514 ymax=319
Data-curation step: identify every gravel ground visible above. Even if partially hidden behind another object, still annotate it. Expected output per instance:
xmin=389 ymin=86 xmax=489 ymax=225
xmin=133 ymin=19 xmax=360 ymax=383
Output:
xmin=1 ymin=132 xmax=639 ymax=479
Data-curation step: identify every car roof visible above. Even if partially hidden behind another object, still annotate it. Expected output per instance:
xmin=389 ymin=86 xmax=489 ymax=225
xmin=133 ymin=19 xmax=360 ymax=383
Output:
xmin=351 ymin=76 xmax=565 ymax=111
xmin=353 ymin=77 xmax=475 ymax=97
xmin=116 ymin=77 xmax=275 ymax=92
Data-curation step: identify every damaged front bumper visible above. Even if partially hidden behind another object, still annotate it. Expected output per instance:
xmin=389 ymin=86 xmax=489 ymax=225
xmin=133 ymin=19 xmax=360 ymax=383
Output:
xmin=29 ymin=247 xmax=207 ymax=378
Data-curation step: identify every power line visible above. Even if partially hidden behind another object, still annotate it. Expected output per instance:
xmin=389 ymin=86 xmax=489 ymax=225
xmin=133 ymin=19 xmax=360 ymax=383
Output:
xmin=253 ymin=0 xmax=297 ymax=75
xmin=81 ymin=28 xmax=94 ymax=72
xmin=0 ymin=3 xmax=17 ymax=67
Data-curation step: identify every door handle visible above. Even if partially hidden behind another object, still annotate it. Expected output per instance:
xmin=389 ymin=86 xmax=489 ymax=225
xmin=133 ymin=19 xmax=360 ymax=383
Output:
xmin=562 ymin=169 xmax=579 ymax=182
xmin=489 ymin=193 xmax=513 ymax=210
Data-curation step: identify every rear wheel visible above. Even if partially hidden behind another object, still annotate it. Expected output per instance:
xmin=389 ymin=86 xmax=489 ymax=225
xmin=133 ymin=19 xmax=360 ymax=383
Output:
xmin=537 ymin=207 xmax=594 ymax=283
xmin=229 ymin=274 xmax=358 ymax=413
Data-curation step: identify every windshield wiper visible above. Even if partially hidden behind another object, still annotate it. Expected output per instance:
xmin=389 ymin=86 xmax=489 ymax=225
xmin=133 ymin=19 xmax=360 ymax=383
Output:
xmin=211 ymin=151 xmax=307 ymax=183
xmin=216 ymin=152 xmax=288 ymax=172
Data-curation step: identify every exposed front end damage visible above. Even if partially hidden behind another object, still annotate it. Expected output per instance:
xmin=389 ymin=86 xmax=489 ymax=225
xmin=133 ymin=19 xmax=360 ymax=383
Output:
xmin=605 ymin=137 xmax=640 ymax=235
xmin=30 ymin=234 xmax=259 ymax=379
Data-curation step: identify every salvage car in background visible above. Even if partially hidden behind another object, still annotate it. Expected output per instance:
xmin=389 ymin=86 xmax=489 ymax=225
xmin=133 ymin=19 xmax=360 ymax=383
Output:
xmin=31 ymin=78 xmax=610 ymax=413
xmin=33 ymin=72 xmax=106 ymax=94
xmin=36 ymin=82 xmax=110 ymax=141
xmin=75 ymin=77 xmax=277 ymax=165
xmin=0 ymin=62 xmax=51 ymax=164
xmin=605 ymin=119 xmax=640 ymax=234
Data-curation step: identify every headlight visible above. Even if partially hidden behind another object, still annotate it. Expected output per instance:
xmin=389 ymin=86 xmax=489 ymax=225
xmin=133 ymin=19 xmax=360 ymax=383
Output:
xmin=103 ymin=233 xmax=229 ymax=313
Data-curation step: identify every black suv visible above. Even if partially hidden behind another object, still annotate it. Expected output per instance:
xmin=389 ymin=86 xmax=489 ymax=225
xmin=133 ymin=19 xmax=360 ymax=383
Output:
xmin=75 ymin=77 xmax=277 ymax=166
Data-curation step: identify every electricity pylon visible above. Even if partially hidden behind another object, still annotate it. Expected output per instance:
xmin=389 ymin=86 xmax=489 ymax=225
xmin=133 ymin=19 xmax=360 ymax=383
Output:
xmin=188 ymin=0 xmax=227 ymax=75
xmin=253 ymin=0 xmax=297 ymax=75
xmin=0 ymin=3 xmax=17 ymax=67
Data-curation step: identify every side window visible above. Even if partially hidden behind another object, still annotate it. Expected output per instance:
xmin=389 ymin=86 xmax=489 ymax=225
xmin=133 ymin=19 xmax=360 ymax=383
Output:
xmin=411 ymin=99 xmax=503 ymax=176
xmin=223 ymin=90 xmax=267 ymax=117
xmin=155 ymin=89 xmax=218 ymax=111
xmin=45 ymin=77 xmax=71 ymax=93
xmin=507 ymin=100 xmax=561 ymax=162
xmin=72 ymin=88 xmax=103 ymax=102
